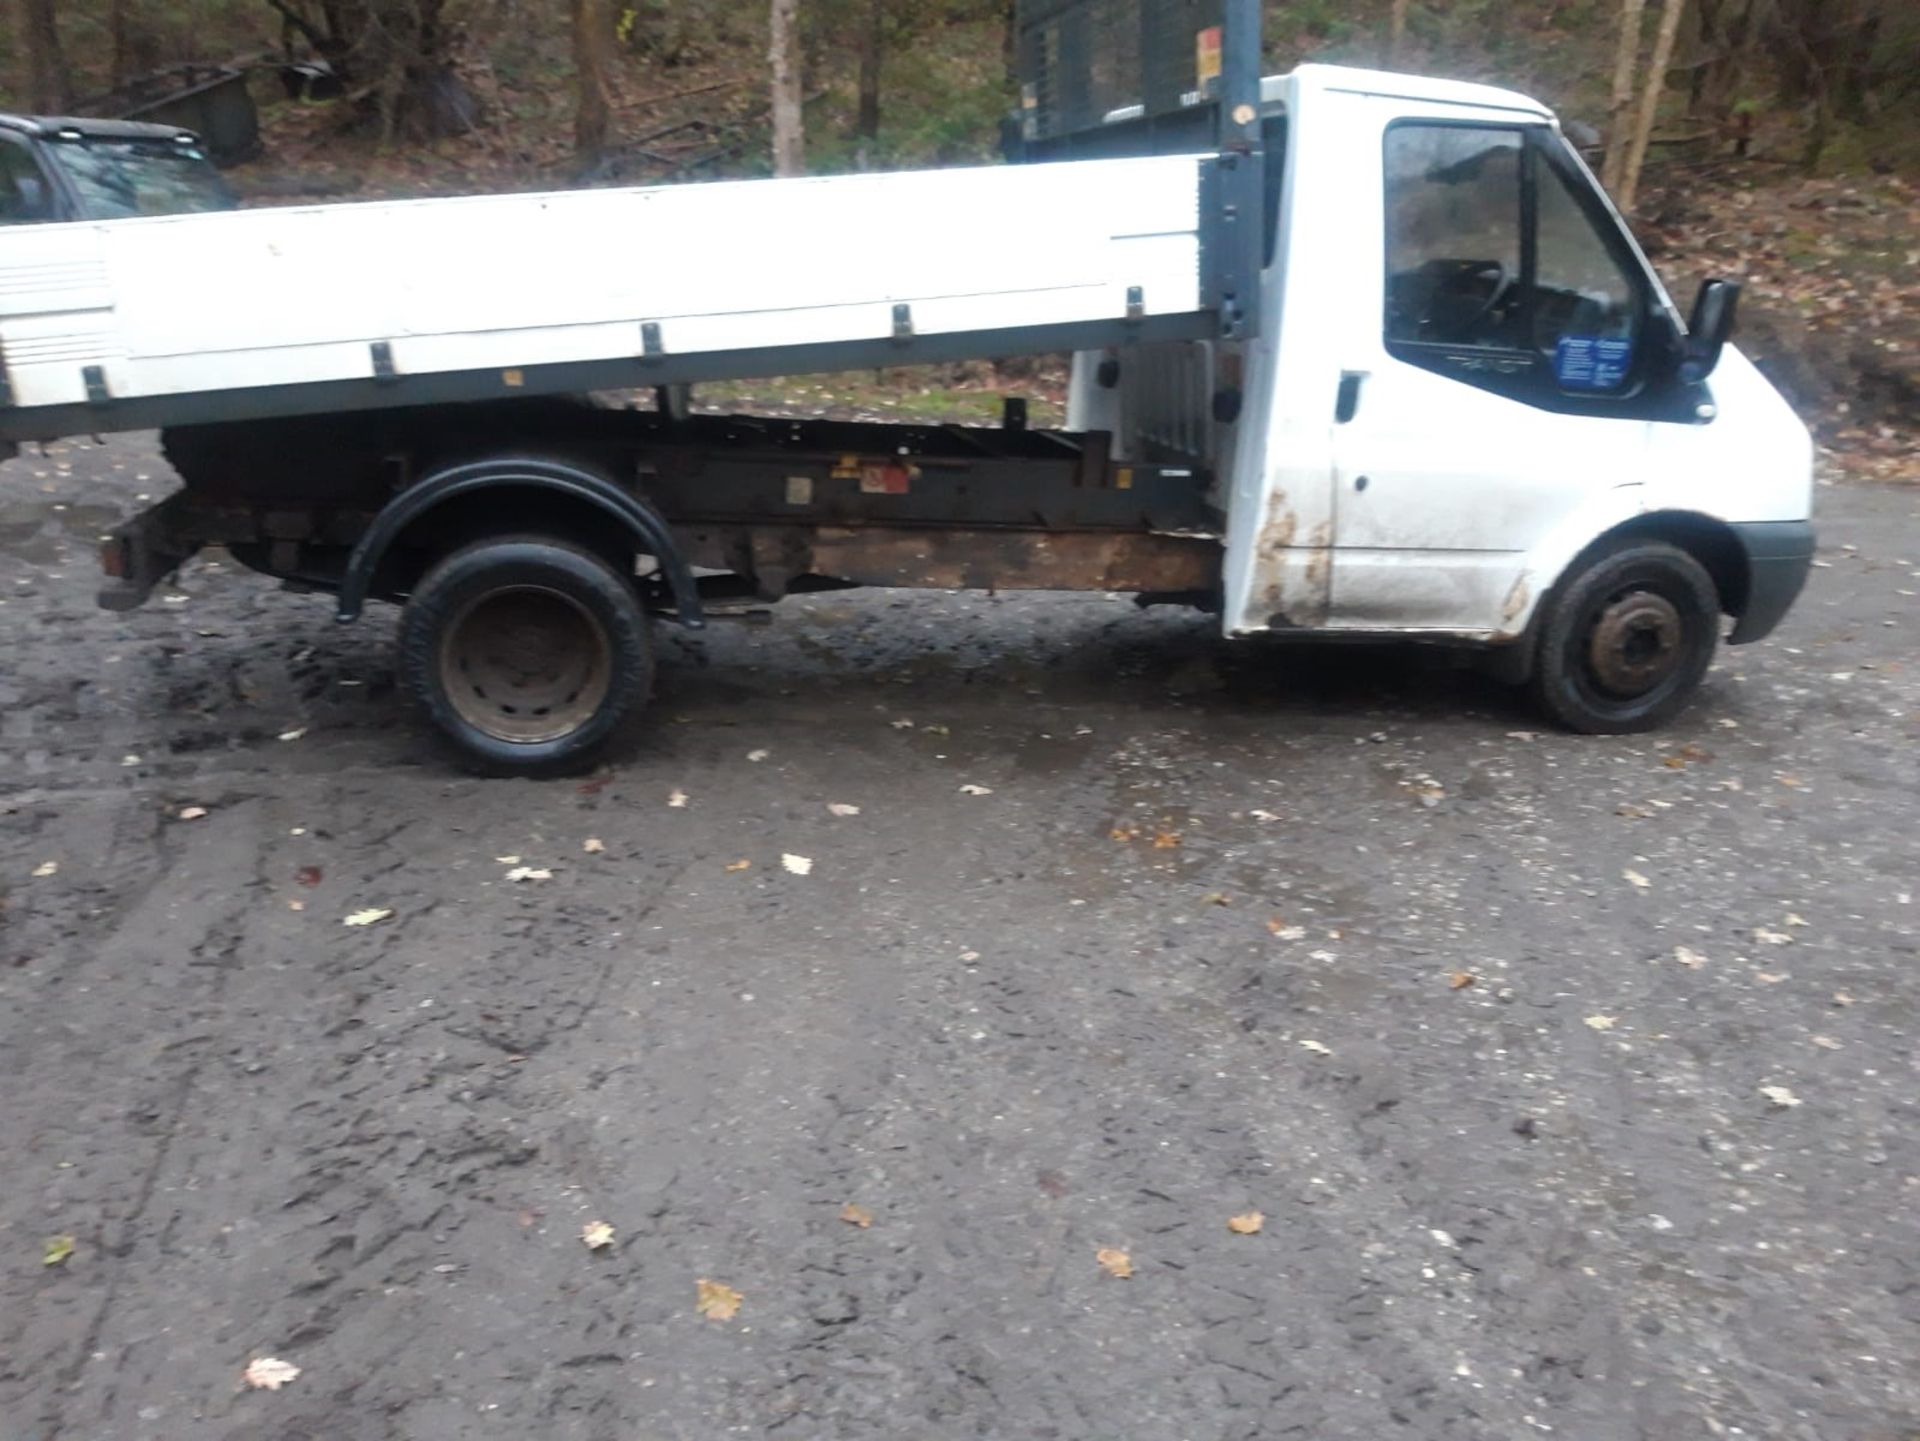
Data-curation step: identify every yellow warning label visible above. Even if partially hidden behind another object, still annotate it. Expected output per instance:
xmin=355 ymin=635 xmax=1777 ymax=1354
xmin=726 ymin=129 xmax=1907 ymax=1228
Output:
xmin=1196 ymin=26 xmax=1223 ymax=86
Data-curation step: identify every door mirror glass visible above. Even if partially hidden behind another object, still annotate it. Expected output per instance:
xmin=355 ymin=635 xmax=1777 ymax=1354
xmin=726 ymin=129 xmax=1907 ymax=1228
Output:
xmin=1680 ymin=278 xmax=1740 ymax=382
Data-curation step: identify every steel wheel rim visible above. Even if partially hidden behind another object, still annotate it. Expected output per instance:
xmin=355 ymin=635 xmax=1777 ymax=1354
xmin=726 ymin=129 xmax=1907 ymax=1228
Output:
xmin=1582 ymin=587 xmax=1685 ymax=699
xmin=439 ymin=585 xmax=612 ymax=744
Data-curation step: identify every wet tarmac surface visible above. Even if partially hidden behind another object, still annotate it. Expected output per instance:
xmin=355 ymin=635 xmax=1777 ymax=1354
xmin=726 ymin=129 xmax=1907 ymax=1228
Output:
xmin=2 ymin=434 xmax=1917 ymax=1440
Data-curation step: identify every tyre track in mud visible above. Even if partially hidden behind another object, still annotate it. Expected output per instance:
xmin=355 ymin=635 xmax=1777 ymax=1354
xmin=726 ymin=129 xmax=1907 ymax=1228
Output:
xmin=2 ymin=439 xmax=1916 ymax=1439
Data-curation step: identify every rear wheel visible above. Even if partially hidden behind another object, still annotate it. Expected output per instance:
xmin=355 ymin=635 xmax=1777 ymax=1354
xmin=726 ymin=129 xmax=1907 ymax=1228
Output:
xmin=399 ymin=536 xmax=653 ymax=775
xmin=1529 ymin=541 xmax=1720 ymax=734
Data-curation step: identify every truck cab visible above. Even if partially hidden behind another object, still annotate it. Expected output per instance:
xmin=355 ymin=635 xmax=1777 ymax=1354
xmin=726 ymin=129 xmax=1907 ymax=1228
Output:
xmin=0 ymin=114 xmax=235 ymax=225
xmin=1073 ymin=64 xmax=1812 ymax=731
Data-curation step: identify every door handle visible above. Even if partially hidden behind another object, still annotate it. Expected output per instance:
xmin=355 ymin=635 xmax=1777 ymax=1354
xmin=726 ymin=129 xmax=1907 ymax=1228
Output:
xmin=1335 ymin=371 xmax=1367 ymax=424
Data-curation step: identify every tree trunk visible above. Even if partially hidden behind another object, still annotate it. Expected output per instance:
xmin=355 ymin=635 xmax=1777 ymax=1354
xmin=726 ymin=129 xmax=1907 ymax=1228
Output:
xmin=1385 ymin=0 xmax=1410 ymax=68
xmin=855 ymin=0 xmax=884 ymax=140
xmin=769 ymin=0 xmax=804 ymax=176
xmin=572 ymin=0 xmax=614 ymax=159
xmin=16 ymin=0 xmax=73 ymax=112
xmin=1620 ymin=0 xmax=1688 ymax=214
xmin=1602 ymin=0 xmax=1646 ymax=195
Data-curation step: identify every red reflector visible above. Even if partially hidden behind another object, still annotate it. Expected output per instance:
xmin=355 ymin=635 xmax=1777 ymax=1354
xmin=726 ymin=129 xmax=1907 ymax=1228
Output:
xmin=100 ymin=538 xmax=128 ymax=578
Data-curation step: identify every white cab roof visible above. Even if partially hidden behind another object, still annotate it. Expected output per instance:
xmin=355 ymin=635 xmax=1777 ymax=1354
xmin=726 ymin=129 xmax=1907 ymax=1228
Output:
xmin=1264 ymin=63 xmax=1554 ymax=122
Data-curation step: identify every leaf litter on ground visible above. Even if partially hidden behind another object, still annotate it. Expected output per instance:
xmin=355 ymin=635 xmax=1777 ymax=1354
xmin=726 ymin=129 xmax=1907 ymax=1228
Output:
xmin=1096 ymin=1247 xmax=1134 ymax=1279
xmin=243 ymin=1356 xmax=301 ymax=1391
xmin=696 ymin=1278 xmax=743 ymax=1320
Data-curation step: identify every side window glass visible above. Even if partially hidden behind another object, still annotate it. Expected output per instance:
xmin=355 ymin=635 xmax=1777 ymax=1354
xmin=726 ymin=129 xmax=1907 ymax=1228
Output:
xmin=1260 ymin=112 xmax=1287 ymax=269
xmin=1384 ymin=126 xmax=1523 ymax=348
xmin=0 ymin=141 xmax=54 ymax=224
xmin=1533 ymin=157 xmax=1641 ymax=392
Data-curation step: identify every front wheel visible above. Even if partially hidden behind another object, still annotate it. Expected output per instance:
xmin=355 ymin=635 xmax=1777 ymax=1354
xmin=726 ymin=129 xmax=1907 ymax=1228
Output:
xmin=399 ymin=536 xmax=654 ymax=775
xmin=1529 ymin=541 xmax=1720 ymax=734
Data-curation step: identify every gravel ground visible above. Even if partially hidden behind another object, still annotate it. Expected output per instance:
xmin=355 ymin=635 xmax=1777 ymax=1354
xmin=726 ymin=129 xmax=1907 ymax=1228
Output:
xmin=2 ymin=435 xmax=1916 ymax=1441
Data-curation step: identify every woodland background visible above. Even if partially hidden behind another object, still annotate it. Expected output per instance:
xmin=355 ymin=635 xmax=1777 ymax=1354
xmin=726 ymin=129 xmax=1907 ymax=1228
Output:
xmin=1 ymin=0 xmax=1915 ymax=478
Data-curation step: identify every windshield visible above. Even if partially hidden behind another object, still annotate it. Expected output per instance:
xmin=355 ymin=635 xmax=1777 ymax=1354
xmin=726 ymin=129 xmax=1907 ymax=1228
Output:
xmin=50 ymin=138 xmax=235 ymax=220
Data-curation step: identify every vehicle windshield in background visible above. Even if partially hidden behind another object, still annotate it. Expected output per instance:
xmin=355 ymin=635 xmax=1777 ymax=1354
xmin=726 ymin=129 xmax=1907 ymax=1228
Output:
xmin=52 ymin=138 xmax=234 ymax=219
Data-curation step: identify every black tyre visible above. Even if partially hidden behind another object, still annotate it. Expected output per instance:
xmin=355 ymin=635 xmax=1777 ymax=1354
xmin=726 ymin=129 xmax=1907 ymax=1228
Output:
xmin=1529 ymin=540 xmax=1720 ymax=734
xmin=399 ymin=536 xmax=653 ymax=776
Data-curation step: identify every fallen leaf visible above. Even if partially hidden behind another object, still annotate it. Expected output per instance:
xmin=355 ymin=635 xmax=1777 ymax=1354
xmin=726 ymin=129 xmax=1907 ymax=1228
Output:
xmin=342 ymin=908 xmax=392 ymax=927
xmin=1623 ymin=869 xmax=1651 ymax=890
xmin=922 ymin=724 xmax=950 ymax=736
xmin=696 ymin=1278 xmax=743 ymax=1320
xmin=1201 ymin=891 xmax=1231 ymax=907
xmin=724 ymin=858 xmax=752 ymax=872
xmin=1811 ymin=1034 xmax=1842 ymax=1050
xmin=1248 ymin=808 xmax=1280 ymax=821
xmin=42 ymin=1234 xmax=75 ymax=1266
xmin=1759 ymin=1084 xmax=1802 ymax=1109
xmin=581 ymin=1221 xmax=615 ymax=1251
xmin=746 ymin=749 xmax=770 ymax=763
xmin=668 ymin=788 xmax=689 ymax=808
xmin=495 ymin=854 xmax=522 ymax=865
xmin=1753 ymin=927 xmax=1792 ymax=946
xmin=1110 ymin=823 xmax=1139 ymax=842
xmin=839 ymin=1202 xmax=873 ymax=1228
xmin=1756 ymin=971 xmax=1789 ymax=984
xmin=1584 ymin=1014 xmax=1618 ymax=1031
xmin=505 ymin=866 xmax=554 ymax=882
xmin=958 ymin=784 xmax=993 ymax=796
xmin=287 ymin=900 xmax=305 ymax=912
xmin=178 ymin=805 xmax=208 ymax=821
xmin=1785 ymin=912 xmax=1809 ymax=928
xmin=277 ymin=727 xmax=307 ymax=742
xmin=1448 ymin=970 xmax=1476 ymax=989
xmin=827 ymin=803 xmax=861 ymax=817
xmin=1615 ymin=803 xmax=1651 ymax=819
xmin=890 ymin=718 xmax=915 ymax=729
xmin=1226 ymin=1211 xmax=1264 ymax=1235
xmin=32 ymin=861 xmax=58 ymax=878
xmin=781 ymin=853 xmax=813 ymax=876
xmin=243 ymin=1356 xmax=301 ymax=1391
xmin=1674 ymin=945 xmax=1708 ymax=968
xmin=1505 ymin=730 xmax=1539 ymax=741
xmin=1832 ymin=990 xmax=1854 ymax=1006
xmin=1299 ymin=1038 xmax=1332 ymax=1056
xmin=1777 ymin=774 xmax=1804 ymax=788
xmin=1267 ymin=919 xmax=1306 ymax=940
xmin=296 ymin=865 xmax=322 ymax=887
xmin=1096 ymin=1247 xmax=1133 ymax=1279
xmin=1151 ymin=829 xmax=1182 ymax=849
xmin=583 ymin=837 xmax=606 ymax=854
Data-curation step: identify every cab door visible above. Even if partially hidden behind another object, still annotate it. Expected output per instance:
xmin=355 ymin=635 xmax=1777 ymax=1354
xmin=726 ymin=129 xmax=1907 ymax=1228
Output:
xmin=1327 ymin=106 xmax=1680 ymax=633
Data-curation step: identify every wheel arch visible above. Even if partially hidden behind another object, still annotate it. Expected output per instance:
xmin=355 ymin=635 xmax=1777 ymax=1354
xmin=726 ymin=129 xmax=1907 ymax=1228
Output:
xmin=335 ymin=455 xmax=703 ymax=629
xmin=1496 ymin=503 xmax=1752 ymax=683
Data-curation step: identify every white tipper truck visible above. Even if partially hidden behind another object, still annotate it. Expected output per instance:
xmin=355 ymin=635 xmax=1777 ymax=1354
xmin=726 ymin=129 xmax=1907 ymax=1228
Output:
xmin=0 ymin=0 xmax=1813 ymax=774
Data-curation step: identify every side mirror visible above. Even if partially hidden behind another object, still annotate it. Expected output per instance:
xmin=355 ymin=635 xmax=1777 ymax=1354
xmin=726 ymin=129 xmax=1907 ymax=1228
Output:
xmin=1679 ymin=278 xmax=1740 ymax=383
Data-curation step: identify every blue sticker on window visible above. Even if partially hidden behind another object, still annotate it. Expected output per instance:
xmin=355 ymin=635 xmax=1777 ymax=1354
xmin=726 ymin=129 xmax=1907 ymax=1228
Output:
xmin=1554 ymin=336 xmax=1632 ymax=392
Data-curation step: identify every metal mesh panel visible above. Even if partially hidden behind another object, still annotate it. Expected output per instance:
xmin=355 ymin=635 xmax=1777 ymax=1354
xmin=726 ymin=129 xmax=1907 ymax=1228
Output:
xmin=1016 ymin=0 xmax=1227 ymax=142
